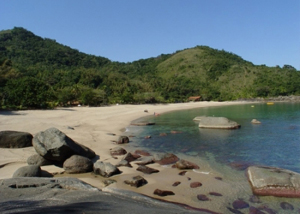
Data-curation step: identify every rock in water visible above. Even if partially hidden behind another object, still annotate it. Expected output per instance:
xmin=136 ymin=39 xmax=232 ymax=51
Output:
xmin=93 ymin=161 xmax=120 ymax=177
xmin=0 ymin=131 xmax=33 ymax=148
xmin=198 ymin=116 xmax=241 ymax=129
xmin=153 ymin=153 xmax=179 ymax=165
xmin=246 ymin=166 xmax=300 ymax=197
xmin=32 ymin=127 xmax=95 ymax=162
xmin=63 ymin=155 xmax=93 ymax=174
xmin=12 ymin=165 xmax=41 ymax=178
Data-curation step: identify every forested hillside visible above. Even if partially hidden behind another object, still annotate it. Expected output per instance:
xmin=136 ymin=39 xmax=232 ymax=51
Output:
xmin=0 ymin=27 xmax=299 ymax=109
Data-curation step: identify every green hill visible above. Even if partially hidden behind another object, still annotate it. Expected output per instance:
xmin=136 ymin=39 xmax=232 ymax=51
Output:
xmin=0 ymin=27 xmax=299 ymax=109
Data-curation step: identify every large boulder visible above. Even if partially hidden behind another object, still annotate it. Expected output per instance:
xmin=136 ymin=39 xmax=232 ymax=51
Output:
xmin=93 ymin=161 xmax=121 ymax=177
xmin=63 ymin=155 xmax=93 ymax=174
xmin=27 ymin=154 xmax=53 ymax=166
xmin=32 ymin=127 xmax=95 ymax=162
xmin=12 ymin=165 xmax=41 ymax=178
xmin=0 ymin=131 xmax=33 ymax=148
xmin=197 ymin=116 xmax=241 ymax=129
xmin=246 ymin=166 xmax=300 ymax=198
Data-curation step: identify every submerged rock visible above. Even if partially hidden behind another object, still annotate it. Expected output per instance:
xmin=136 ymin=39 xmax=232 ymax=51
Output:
xmin=198 ymin=116 xmax=241 ymax=129
xmin=154 ymin=153 xmax=179 ymax=165
xmin=246 ymin=166 xmax=300 ymax=198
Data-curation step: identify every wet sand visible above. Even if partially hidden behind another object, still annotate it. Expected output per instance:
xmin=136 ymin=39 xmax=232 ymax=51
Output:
xmin=0 ymin=101 xmax=250 ymax=213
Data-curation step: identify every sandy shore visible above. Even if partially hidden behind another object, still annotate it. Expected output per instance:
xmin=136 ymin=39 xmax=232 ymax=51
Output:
xmin=0 ymin=101 xmax=250 ymax=213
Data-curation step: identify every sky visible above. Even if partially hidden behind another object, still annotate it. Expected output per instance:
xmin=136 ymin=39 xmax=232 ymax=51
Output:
xmin=1 ymin=0 xmax=300 ymax=70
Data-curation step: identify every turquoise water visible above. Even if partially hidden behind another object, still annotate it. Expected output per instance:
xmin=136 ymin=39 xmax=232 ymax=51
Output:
xmin=133 ymin=102 xmax=300 ymax=173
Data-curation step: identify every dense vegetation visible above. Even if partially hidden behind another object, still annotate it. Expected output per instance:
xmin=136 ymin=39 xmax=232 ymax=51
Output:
xmin=1 ymin=27 xmax=299 ymax=109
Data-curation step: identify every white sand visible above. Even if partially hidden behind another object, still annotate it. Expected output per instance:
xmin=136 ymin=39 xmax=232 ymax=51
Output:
xmin=0 ymin=101 xmax=250 ymax=212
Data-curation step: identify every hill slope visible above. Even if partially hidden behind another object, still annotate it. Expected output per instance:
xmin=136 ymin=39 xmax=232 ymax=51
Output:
xmin=0 ymin=27 xmax=299 ymax=109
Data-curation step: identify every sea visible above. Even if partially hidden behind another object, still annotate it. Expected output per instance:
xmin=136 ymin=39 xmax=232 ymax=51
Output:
xmin=125 ymin=102 xmax=300 ymax=212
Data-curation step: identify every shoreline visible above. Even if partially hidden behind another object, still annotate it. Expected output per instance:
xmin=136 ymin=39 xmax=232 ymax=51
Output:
xmin=0 ymin=101 xmax=260 ymax=212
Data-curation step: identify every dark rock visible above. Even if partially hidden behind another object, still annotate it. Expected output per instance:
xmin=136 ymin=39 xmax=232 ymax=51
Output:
xmin=154 ymin=153 xmax=179 ymax=165
xmin=103 ymin=179 xmax=116 ymax=186
xmin=115 ymin=159 xmax=132 ymax=168
xmin=198 ymin=116 xmax=241 ymax=129
xmin=249 ymin=195 xmax=261 ymax=203
xmin=117 ymin=136 xmax=129 ymax=144
xmin=153 ymin=189 xmax=175 ymax=197
xmin=124 ymin=175 xmax=148 ymax=187
xmin=12 ymin=165 xmax=41 ymax=178
xmin=136 ymin=165 xmax=159 ymax=174
xmin=135 ymin=156 xmax=154 ymax=165
xmin=133 ymin=150 xmax=151 ymax=156
xmin=190 ymin=182 xmax=202 ymax=188
xmin=172 ymin=159 xmax=199 ymax=170
xmin=187 ymin=177 xmax=191 ymax=181
xmin=226 ymin=207 xmax=243 ymax=214
xmin=110 ymin=147 xmax=127 ymax=156
xmin=215 ymin=176 xmax=223 ymax=181
xmin=232 ymin=199 xmax=249 ymax=209
xmin=246 ymin=166 xmax=300 ymax=197
xmin=172 ymin=181 xmax=181 ymax=187
xmin=93 ymin=161 xmax=121 ymax=177
xmin=123 ymin=152 xmax=140 ymax=162
xmin=0 ymin=131 xmax=33 ymax=148
xmin=209 ymin=192 xmax=222 ymax=196
xmin=130 ymin=122 xmax=155 ymax=126
xmin=196 ymin=194 xmax=210 ymax=201
xmin=106 ymin=133 xmax=116 ymax=136
xmin=32 ymin=127 xmax=95 ymax=162
xmin=280 ymin=202 xmax=294 ymax=210
xmin=249 ymin=206 xmax=265 ymax=214
xmin=27 ymin=154 xmax=53 ymax=166
xmin=63 ymin=155 xmax=93 ymax=174
xmin=178 ymin=171 xmax=187 ymax=176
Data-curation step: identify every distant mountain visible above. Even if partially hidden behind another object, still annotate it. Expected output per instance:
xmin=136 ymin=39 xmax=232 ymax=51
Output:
xmin=0 ymin=27 xmax=299 ymax=109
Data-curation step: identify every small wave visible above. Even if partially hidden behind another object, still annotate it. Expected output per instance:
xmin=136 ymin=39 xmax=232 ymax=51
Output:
xmin=193 ymin=169 xmax=210 ymax=174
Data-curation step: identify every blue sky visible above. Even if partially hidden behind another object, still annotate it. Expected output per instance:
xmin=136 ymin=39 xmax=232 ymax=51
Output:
xmin=1 ymin=0 xmax=300 ymax=69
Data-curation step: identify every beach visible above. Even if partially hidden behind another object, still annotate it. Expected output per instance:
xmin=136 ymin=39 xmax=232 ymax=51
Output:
xmin=0 ymin=101 xmax=251 ymax=213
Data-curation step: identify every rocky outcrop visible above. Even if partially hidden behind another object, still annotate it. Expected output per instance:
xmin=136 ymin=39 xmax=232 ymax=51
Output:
xmin=12 ymin=165 xmax=41 ymax=178
xmin=124 ymin=175 xmax=148 ymax=187
xmin=0 ymin=131 xmax=33 ymax=148
xmin=93 ymin=161 xmax=121 ymax=177
xmin=172 ymin=159 xmax=199 ymax=170
xmin=32 ymin=127 xmax=95 ymax=162
xmin=246 ymin=166 xmax=300 ymax=197
xmin=153 ymin=153 xmax=179 ymax=165
xmin=197 ymin=116 xmax=241 ymax=129
xmin=27 ymin=154 xmax=53 ymax=166
xmin=63 ymin=155 xmax=93 ymax=174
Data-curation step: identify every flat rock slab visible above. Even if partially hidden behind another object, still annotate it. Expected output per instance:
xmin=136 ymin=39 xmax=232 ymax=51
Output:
xmin=197 ymin=116 xmax=241 ymax=129
xmin=247 ymin=166 xmax=300 ymax=197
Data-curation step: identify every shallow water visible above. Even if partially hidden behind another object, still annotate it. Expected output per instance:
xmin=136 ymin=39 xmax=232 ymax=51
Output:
xmin=126 ymin=102 xmax=300 ymax=213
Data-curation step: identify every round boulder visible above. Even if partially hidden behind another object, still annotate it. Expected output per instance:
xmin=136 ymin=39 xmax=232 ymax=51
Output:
xmin=12 ymin=165 xmax=41 ymax=178
xmin=63 ymin=155 xmax=93 ymax=174
xmin=93 ymin=161 xmax=120 ymax=177
xmin=27 ymin=154 xmax=53 ymax=166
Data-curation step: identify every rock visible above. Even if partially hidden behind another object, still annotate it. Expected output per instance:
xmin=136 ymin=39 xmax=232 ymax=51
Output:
xmin=190 ymin=182 xmax=202 ymax=188
xmin=144 ymin=135 xmax=151 ymax=139
xmin=178 ymin=171 xmax=187 ymax=176
xmin=249 ymin=206 xmax=265 ymax=214
xmin=209 ymin=192 xmax=222 ymax=196
xmin=130 ymin=122 xmax=155 ymax=126
xmin=251 ymin=119 xmax=261 ymax=124
xmin=110 ymin=147 xmax=127 ymax=156
xmin=63 ymin=155 xmax=93 ymax=174
xmin=197 ymin=194 xmax=210 ymax=201
xmin=172 ymin=159 xmax=199 ymax=170
xmin=154 ymin=153 xmax=179 ymax=165
xmin=134 ymin=156 xmax=154 ymax=165
xmin=117 ymin=136 xmax=129 ymax=144
xmin=232 ymin=199 xmax=249 ymax=209
xmin=144 ymin=110 xmax=148 ymax=113
xmin=153 ymin=189 xmax=175 ymax=197
xmin=170 ymin=130 xmax=182 ymax=134
xmin=32 ymin=127 xmax=95 ymax=162
xmin=246 ymin=166 xmax=300 ymax=197
xmin=280 ymin=202 xmax=294 ymax=210
xmin=0 ymin=130 xmax=33 ymax=148
xmin=27 ymin=154 xmax=53 ymax=166
xmin=172 ymin=181 xmax=181 ymax=187
xmin=12 ymin=165 xmax=41 ymax=178
xmin=159 ymin=133 xmax=167 ymax=136
xmin=133 ymin=150 xmax=151 ymax=156
xmin=103 ymin=179 xmax=116 ymax=186
xmin=93 ymin=161 xmax=121 ymax=177
xmin=115 ymin=159 xmax=132 ymax=168
xmin=249 ymin=195 xmax=261 ymax=203
xmin=215 ymin=177 xmax=223 ymax=181
xmin=136 ymin=165 xmax=159 ymax=174
xmin=123 ymin=152 xmax=140 ymax=162
xmin=230 ymin=161 xmax=252 ymax=170
xmin=198 ymin=116 xmax=241 ymax=129
xmin=124 ymin=175 xmax=147 ymax=187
